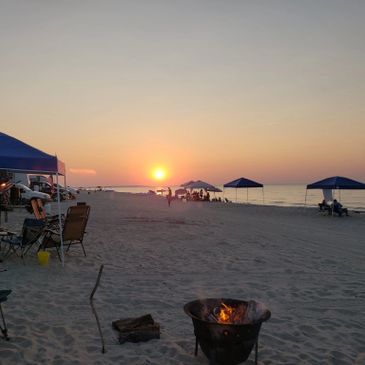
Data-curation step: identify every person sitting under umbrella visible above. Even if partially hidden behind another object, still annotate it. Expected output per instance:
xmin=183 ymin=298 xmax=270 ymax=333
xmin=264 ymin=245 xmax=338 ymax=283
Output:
xmin=332 ymin=199 xmax=349 ymax=217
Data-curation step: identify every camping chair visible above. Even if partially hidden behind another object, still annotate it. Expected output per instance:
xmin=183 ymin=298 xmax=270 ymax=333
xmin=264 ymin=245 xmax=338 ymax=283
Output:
xmin=40 ymin=205 xmax=90 ymax=261
xmin=1 ymin=219 xmax=45 ymax=263
xmin=0 ymin=290 xmax=11 ymax=340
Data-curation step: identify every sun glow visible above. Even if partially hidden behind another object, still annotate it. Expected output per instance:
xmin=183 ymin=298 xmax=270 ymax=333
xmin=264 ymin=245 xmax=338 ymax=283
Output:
xmin=153 ymin=168 xmax=166 ymax=181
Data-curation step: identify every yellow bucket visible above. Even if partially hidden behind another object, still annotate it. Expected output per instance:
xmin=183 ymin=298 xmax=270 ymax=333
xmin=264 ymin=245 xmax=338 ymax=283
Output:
xmin=37 ymin=251 xmax=50 ymax=266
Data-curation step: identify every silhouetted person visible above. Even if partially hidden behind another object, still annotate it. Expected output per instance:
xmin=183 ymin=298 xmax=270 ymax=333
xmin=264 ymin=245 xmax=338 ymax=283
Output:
xmin=319 ymin=199 xmax=330 ymax=212
xmin=167 ymin=187 xmax=172 ymax=207
xmin=332 ymin=199 xmax=349 ymax=217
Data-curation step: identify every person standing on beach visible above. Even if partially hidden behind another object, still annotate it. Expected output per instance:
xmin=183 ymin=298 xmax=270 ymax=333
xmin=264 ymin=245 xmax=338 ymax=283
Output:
xmin=167 ymin=187 xmax=172 ymax=207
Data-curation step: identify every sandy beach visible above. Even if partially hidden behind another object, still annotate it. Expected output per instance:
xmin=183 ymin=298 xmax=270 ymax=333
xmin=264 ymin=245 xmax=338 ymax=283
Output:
xmin=0 ymin=191 xmax=364 ymax=364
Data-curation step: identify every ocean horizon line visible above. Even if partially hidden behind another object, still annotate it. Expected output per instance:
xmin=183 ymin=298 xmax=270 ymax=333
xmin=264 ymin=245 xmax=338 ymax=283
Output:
xmin=81 ymin=183 xmax=309 ymax=189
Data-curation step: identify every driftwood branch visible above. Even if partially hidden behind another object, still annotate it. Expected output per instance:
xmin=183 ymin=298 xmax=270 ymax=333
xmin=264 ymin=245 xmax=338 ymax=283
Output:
xmin=90 ymin=264 xmax=106 ymax=353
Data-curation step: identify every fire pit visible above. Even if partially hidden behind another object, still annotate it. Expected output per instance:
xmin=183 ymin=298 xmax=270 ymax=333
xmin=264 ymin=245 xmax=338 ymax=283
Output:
xmin=184 ymin=298 xmax=271 ymax=365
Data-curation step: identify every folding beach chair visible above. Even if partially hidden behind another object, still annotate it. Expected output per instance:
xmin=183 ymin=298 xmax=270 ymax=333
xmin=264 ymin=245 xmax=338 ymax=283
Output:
xmin=40 ymin=205 xmax=90 ymax=260
xmin=1 ymin=219 xmax=46 ymax=263
xmin=0 ymin=290 xmax=11 ymax=340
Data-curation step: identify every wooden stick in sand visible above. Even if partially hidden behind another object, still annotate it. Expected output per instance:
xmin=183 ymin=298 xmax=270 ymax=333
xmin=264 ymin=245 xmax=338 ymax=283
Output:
xmin=90 ymin=264 xmax=106 ymax=353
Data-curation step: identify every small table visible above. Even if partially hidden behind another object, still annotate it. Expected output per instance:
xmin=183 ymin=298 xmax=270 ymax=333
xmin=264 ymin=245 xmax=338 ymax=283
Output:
xmin=0 ymin=230 xmax=16 ymax=262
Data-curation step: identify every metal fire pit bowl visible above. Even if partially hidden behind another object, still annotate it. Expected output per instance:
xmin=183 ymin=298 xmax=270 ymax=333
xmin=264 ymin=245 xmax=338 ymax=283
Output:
xmin=184 ymin=298 xmax=271 ymax=365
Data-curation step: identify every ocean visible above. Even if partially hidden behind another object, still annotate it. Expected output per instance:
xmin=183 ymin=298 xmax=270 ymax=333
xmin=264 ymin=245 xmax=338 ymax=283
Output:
xmin=110 ymin=184 xmax=365 ymax=211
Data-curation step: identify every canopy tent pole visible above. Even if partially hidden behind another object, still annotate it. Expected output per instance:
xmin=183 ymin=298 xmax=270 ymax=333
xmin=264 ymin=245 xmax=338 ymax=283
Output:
xmin=247 ymin=188 xmax=248 ymax=204
xmin=56 ymin=173 xmax=65 ymax=267
xmin=235 ymin=188 xmax=237 ymax=202
xmin=262 ymin=187 xmax=265 ymax=205
xmin=304 ymin=189 xmax=308 ymax=207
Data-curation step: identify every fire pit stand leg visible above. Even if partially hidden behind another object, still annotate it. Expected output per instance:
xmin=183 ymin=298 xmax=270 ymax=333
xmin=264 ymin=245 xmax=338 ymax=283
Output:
xmin=194 ymin=336 xmax=198 ymax=356
xmin=255 ymin=338 xmax=258 ymax=365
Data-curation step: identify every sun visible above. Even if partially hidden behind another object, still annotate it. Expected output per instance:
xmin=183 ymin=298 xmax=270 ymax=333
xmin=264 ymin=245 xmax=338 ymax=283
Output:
xmin=153 ymin=168 xmax=166 ymax=181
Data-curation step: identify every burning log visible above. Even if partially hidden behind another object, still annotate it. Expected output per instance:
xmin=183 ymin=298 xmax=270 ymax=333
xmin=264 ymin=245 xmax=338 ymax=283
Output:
xmin=112 ymin=314 xmax=160 ymax=344
xmin=209 ymin=300 xmax=268 ymax=325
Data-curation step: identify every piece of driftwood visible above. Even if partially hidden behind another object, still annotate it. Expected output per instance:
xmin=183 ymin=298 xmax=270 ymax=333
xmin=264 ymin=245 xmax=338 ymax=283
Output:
xmin=112 ymin=314 xmax=160 ymax=344
xmin=90 ymin=264 xmax=106 ymax=353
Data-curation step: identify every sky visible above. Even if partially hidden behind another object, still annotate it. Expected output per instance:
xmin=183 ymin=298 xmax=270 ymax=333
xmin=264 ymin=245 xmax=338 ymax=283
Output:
xmin=1 ymin=0 xmax=364 ymax=186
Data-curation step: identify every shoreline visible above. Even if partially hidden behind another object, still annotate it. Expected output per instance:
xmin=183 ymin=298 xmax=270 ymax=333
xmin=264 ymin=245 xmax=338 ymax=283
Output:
xmin=83 ymin=189 xmax=365 ymax=212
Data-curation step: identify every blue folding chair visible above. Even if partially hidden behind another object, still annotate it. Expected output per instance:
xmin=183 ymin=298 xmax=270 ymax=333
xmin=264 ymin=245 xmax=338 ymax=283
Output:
xmin=1 ymin=218 xmax=45 ymax=263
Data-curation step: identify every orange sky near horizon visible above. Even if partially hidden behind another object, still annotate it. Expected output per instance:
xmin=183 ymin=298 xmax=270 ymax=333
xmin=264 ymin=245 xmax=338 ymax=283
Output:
xmin=1 ymin=1 xmax=364 ymax=187
xmin=3 ymin=124 xmax=364 ymax=187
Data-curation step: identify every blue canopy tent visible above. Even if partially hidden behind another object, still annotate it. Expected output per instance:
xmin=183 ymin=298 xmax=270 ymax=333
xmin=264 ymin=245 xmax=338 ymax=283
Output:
xmin=0 ymin=132 xmax=65 ymax=175
xmin=223 ymin=177 xmax=264 ymax=203
xmin=0 ymin=132 xmax=66 ymax=265
xmin=305 ymin=176 xmax=365 ymax=206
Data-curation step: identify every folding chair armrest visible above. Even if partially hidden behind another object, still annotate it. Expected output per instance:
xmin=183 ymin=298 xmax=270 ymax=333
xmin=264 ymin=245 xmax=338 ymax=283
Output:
xmin=44 ymin=228 xmax=60 ymax=236
xmin=1 ymin=235 xmax=21 ymax=245
xmin=47 ymin=214 xmax=64 ymax=220
xmin=0 ymin=231 xmax=16 ymax=236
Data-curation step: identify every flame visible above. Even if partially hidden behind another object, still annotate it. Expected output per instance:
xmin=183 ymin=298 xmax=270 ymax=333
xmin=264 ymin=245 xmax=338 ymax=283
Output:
xmin=216 ymin=302 xmax=247 ymax=324
xmin=218 ymin=303 xmax=234 ymax=323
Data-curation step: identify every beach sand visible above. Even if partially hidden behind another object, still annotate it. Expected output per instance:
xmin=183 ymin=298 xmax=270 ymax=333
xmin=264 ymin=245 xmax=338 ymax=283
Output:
xmin=0 ymin=191 xmax=364 ymax=364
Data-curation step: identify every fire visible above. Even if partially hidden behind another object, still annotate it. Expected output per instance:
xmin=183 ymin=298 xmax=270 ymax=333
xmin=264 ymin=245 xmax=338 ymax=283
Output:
xmin=218 ymin=303 xmax=234 ymax=323
xmin=215 ymin=302 xmax=246 ymax=324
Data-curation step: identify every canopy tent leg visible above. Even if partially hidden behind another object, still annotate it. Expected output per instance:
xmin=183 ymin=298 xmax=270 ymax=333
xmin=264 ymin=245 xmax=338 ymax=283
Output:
xmin=56 ymin=173 xmax=65 ymax=267
xmin=304 ymin=189 xmax=308 ymax=207
xmin=262 ymin=187 xmax=265 ymax=205
xmin=235 ymin=189 xmax=237 ymax=202
xmin=247 ymin=188 xmax=248 ymax=204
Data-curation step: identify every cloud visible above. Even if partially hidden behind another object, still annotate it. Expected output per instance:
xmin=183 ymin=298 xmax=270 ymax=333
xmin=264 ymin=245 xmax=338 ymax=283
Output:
xmin=69 ymin=168 xmax=97 ymax=175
